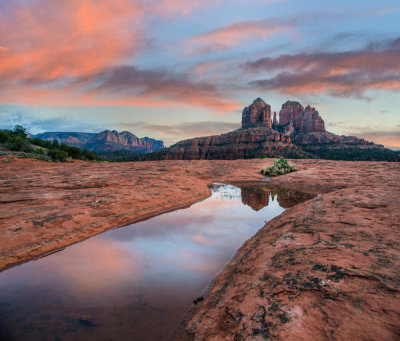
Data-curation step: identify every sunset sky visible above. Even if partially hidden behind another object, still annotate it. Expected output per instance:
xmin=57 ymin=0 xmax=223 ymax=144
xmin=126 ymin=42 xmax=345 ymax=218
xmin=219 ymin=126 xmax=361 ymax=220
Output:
xmin=1 ymin=0 xmax=399 ymax=149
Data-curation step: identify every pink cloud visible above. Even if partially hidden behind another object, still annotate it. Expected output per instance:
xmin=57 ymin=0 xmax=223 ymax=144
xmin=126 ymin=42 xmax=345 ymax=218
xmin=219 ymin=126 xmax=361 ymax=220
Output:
xmin=185 ymin=19 xmax=292 ymax=55
xmin=0 ymin=0 xmax=239 ymax=112
xmin=246 ymin=39 xmax=400 ymax=98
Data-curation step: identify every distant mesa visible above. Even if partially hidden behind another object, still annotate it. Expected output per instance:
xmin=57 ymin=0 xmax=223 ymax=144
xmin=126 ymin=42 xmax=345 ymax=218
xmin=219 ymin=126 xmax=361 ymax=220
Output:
xmin=144 ymin=97 xmax=397 ymax=161
xmin=35 ymin=130 xmax=164 ymax=154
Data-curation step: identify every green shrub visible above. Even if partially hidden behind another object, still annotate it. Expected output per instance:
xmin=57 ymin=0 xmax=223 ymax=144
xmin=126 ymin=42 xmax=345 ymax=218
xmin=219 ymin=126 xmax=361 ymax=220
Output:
xmin=35 ymin=148 xmax=45 ymax=155
xmin=48 ymin=149 xmax=68 ymax=161
xmin=29 ymin=137 xmax=52 ymax=149
xmin=52 ymin=139 xmax=59 ymax=148
xmin=259 ymin=154 xmax=267 ymax=159
xmin=82 ymin=149 xmax=99 ymax=161
xmin=261 ymin=157 xmax=297 ymax=177
xmin=0 ymin=130 xmax=11 ymax=143
xmin=7 ymin=136 xmax=27 ymax=151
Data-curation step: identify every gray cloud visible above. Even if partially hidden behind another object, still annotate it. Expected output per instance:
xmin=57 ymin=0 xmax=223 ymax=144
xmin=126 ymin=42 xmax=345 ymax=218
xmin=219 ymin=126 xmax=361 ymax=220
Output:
xmin=82 ymin=65 xmax=240 ymax=112
xmin=245 ymin=37 xmax=400 ymax=99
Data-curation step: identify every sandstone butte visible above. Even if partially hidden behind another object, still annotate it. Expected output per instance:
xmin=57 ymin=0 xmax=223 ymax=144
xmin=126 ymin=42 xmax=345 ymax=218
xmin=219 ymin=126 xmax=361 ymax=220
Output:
xmin=144 ymin=98 xmax=395 ymax=161
xmin=1 ymin=155 xmax=400 ymax=340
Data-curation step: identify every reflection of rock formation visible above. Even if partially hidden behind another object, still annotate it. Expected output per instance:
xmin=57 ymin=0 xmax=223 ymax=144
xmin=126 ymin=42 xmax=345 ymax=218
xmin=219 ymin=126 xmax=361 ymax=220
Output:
xmin=239 ymin=185 xmax=271 ymax=211
xmin=271 ymin=188 xmax=315 ymax=208
xmin=238 ymin=184 xmax=316 ymax=211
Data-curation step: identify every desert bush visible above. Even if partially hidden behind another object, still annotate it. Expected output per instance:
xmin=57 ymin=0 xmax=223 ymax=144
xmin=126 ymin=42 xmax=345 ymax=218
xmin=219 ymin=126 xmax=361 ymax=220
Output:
xmin=0 ymin=130 xmax=10 ymax=143
xmin=261 ymin=157 xmax=297 ymax=177
xmin=47 ymin=149 xmax=68 ymax=161
xmin=6 ymin=136 xmax=27 ymax=151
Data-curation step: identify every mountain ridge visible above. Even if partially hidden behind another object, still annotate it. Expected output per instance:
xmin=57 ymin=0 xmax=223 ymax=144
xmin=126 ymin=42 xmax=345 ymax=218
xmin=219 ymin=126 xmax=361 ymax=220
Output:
xmin=35 ymin=130 xmax=164 ymax=154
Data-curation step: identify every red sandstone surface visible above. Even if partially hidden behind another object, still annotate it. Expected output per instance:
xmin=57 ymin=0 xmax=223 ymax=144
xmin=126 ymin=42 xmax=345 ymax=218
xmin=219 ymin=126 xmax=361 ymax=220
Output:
xmin=0 ymin=156 xmax=268 ymax=271
xmin=186 ymin=161 xmax=400 ymax=340
xmin=1 ymin=156 xmax=399 ymax=340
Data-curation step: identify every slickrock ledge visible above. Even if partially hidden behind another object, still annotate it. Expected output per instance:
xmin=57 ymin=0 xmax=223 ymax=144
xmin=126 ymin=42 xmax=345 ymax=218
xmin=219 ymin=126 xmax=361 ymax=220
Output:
xmin=1 ymin=157 xmax=399 ymax=340
xmin=1 ymin=157 xmax=269 ymax=271
xmin=186 ymin=162 xmax=400 ymax=340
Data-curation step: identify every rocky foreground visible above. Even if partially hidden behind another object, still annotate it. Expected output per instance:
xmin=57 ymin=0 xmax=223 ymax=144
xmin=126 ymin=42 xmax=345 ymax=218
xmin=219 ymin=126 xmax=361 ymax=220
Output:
xmin=1 ymin=156 xmax=400 ymax=340
xmin=185 ymin=162 xmax=400 ymax=340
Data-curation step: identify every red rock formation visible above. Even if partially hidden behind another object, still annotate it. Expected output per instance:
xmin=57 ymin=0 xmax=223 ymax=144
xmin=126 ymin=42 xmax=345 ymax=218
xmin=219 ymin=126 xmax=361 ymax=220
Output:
xmin=292 ymin=131 xmax=386 ymax=156
xmin=279 ymin=101 xmax=304 ymax=126
xmin=35 ymin=130 xmax=164 ymax=153
xmin=144 ymin=127 xmax=312 ymax=160
xmin=284 ymin=121 xmax=295 ymax=136
xmin=299 ymin=105 xmax=326 ymax=132
xmin=272 ymin=112 xmax=278 ymax=128
xmin=241 ymin=98 xmax=272 ymax=128
xmin=142 ymin=98 xmax=394 ymax=161
xmin=278 ymin=101 xmax=325 ymax=133
xmin=85 ymin=130 xmax=164 ymax=152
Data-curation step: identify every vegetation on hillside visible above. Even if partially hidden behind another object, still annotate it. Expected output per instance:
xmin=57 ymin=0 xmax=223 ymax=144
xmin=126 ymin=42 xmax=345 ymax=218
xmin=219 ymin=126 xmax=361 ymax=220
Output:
xmin=303 ymin=146 xmax=399 ymax=162
xmin=97 ymin=150 xmax=142 ymax=162
xmin=261 ymin=157 xmax=297 ymax=177
xmin=0 ymin=126 xmax=100 ymax=162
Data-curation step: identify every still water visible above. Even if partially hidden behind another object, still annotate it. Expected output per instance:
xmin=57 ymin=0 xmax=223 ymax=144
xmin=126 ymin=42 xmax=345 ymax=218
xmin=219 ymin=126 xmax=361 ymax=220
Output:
xmin=0 ymin=183 xmax=315 ymax=341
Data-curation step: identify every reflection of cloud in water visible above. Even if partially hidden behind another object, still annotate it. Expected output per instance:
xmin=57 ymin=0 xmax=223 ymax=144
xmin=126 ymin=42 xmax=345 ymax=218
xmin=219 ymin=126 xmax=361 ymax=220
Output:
xmin=0 ymin=183 xmax=316 ymax=341
xmin=210 ymin=183 xmax=241 ymax=200
xmin=104 ymin=198 xmax=243 ymax=242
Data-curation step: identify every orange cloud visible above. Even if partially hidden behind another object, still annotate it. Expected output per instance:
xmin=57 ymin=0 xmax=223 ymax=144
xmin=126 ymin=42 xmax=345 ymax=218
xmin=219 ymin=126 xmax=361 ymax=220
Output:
xmin=150 ymin=0 xmax=219 ymax=16
xmin=0 ymin=0 xmax=143 ymax=83
xmin=0 ymin=0 xmax=235 ymax=112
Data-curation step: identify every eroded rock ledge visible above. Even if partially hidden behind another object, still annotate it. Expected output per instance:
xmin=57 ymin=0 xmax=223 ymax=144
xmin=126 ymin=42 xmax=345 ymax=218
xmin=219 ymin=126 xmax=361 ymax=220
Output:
xmin=1 ymin=157 xmax=268 ymax=271
xmin=1 ymin=157 xmax=399 ymax=340
xmin=185 ymin=162 xmax=400 ymax=340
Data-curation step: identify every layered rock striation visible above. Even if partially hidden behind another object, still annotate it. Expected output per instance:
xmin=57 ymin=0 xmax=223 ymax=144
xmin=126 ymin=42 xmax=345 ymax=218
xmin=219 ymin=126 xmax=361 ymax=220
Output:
xmin=143 ymin=127 xmax=312 ymax=160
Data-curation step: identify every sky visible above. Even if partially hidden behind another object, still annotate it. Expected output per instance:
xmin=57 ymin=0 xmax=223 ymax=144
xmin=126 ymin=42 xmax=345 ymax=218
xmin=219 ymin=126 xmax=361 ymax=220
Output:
xmin=0 ymin=0 xmax=399 ymax=149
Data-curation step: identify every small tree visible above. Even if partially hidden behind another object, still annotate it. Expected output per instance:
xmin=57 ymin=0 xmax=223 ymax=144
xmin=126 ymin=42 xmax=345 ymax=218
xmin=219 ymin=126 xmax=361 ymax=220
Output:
xmin=52 ymin=139 xmax=59 ymax=148
xmin=14 ymin=125 xmax=27 ymax=138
